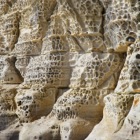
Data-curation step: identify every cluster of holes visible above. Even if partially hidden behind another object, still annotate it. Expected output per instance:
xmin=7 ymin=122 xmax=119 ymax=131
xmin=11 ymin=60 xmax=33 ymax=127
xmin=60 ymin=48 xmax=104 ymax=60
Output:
xmin=52 ymin=106 xmax=77 ymax=121
xmin=49 ymin=1 xmax=83 ymax=35
xmin=104 ymin=0 xmax=138 ymax=51
xmin=125 ymin=95 xmax=140 ymax=135
xmin=51 ymin=89 xmax=109 ymax=121
xmin=0 ymin=95 xmax=15 ymax=112
xmin=15 ymin=0 xmax=56 ymax=43
xmin=104 ymin=20 xmax=137 ymax=51
xmin=0 ymin=33 xmax=6 ymax=54
xmin=24 ymin=46 xmax=70 ymax=86
xmin=74 ymin=0 xmax=103 ymax=33
xmin=8 ymin=0 xmax=42 ymax=14
xmin=0 ymin=56 xmax=6 ymax=77
xmin=9 ymin=0 xmax=30 ymax=12
xmin=105 ymin=94 xmax=133 ymax=118
xmin=70 ymin=53 xmax=121 ymax=88
xmin=1 ymin=12 xmax=20 ymax=52
xmin=105 ymin=3 xmax=131 ymax=21
xmin=25 ymin=68 xmax=70 ymax=86
xmin=0 ymin=89 xmax=17 ymax=129
xmin=13 ymin=40 xmax=42 ymax=55
xmin=16 ymin=95 xmax=39 ymax=123
xmin=127 ymin=116 xmax=140 ymax=135
xmin=67 ymin=34 xmax=105 ymax=53
xmin=48 ymin=15 xmax=65 ymax=36
xmin=16 ymin=87 xmax=56 ymax=123
xmin=42 ymin=37 xmax=68 ymax=53
xmin=116 ymin=42 xmax=140 ymax=91
xmin=129 ymin=55 xmax=140 ymax=81
xmin=74 ymin=35 xmax=105 ymax=52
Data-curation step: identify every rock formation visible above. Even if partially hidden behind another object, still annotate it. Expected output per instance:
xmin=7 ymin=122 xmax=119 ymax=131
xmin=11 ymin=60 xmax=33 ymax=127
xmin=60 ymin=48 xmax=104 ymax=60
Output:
xmin=0 ymin=0 xmax=139 ymax=140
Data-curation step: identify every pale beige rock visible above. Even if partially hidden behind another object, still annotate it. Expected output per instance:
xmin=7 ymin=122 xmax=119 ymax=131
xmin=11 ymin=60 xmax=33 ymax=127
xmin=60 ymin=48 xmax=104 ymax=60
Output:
xmin=70 ymin=53 xmax=124 ymax=89
xmin=15 ymin=87 xmax=57 ymax=123
xmin=19 ymin=89 xmax=111 ymax=140
xmin=0 ymin=84 xmax=18 ymax=131
xmin=19 ymin=48 xmax=123 ymax=139
xmin=86 ymin=93 xmax=134 ymax=140
xmin=19 ymin=117 xmax=61 ymax=140
xmin=115 ymin=41 xmax=140 ymax=93
xmin=102 ymin=0 xmax=138 ymax=52
xmin=112 ymin=94 xmax=140 ymax=140
xmin=0 ymin=56 xmax=23 ymax=84
xmin=0 ymin=0 xmax=139 ymax=140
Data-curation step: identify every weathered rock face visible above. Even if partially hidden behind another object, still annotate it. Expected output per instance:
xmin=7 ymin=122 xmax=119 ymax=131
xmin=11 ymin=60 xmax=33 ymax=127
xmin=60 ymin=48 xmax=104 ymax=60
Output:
xmin=86 ymin=93 xmax=134 ymax=140
xmin=0 ymin=0 xmax=139 ymax=140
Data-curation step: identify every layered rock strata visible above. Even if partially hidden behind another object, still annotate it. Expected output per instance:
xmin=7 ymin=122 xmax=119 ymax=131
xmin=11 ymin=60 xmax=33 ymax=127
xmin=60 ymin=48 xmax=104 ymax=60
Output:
xmin=0 ymin=0 xmax=139 ymax=140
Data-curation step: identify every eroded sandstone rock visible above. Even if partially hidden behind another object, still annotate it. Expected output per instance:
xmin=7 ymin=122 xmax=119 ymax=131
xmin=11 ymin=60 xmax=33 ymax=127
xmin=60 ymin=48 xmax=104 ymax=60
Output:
xmin=15 ymin=87 xmax=57 ymax=123
xmin=115 ymin=41 xmax=140 ymax=93
xmin=112 ymin=94 xmax=140 ymax=140
xmin=85 ymin=93 xmax=134 ymax=140
xmin=0 ymin=0 xmax=139 ymax=140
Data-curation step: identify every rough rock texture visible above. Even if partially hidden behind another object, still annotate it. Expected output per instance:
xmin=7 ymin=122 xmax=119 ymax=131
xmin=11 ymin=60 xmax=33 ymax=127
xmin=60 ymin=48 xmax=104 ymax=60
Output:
xmin=0 ymin=0 xmax=140 ymax=140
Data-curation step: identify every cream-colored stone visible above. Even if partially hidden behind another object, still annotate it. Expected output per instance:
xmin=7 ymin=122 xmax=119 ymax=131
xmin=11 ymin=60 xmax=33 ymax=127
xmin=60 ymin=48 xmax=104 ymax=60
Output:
xmin=0 ymin=84 xmax=18 ymax=131
xmin=70 ymin=53 xmax=124 ymax=89
xmin=115 ymin=41 xmax=140 ymax=93
xmin=0 ymin=0 xmax=139 ymax=140
xmin=19 ymin=89 xmax=111 ymax=140
xmin=102 ymin=0 xmax=138 ymax=52
xmin=111 ymin=94 xmax=140 ymax=140
xmin=0 ymin=56 xmax=23 ymax=84
xmin=15 ymin=86 xmax=57 ymax=123
xmin=86 ymin=94 xmax=134 ymax=140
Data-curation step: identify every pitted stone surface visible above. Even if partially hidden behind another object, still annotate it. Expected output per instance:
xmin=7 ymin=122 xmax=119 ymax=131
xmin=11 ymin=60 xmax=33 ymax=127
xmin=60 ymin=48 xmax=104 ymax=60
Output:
xmin=0 ymin=0 xmax=139 ymax=140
